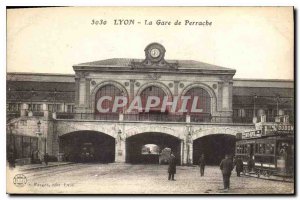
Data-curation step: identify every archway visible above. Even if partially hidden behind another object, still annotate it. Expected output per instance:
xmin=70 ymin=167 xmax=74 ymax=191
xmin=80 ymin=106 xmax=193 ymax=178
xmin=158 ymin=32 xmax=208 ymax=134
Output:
xmin=193 ymin=134 xmax=236 ymax=165
xmin=126 ymin=132 xmax=181 ymax=165
xmin=59 ymin=131 xmax=115 ymax=163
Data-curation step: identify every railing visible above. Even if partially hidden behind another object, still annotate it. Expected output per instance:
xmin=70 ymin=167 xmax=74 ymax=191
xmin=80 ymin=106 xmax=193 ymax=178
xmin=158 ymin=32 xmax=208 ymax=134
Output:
xmin=123 ymin=113 xmax=186 ymax=122
xmin=190 ymin=113 xmax=234 ymax=123
xmin=56 ymin=112 xmax=233 ymax=123
xmin=232 ymin=117 xmax=253 ymax=124
xmin=56 ymin=112 xmax=119 ymax=121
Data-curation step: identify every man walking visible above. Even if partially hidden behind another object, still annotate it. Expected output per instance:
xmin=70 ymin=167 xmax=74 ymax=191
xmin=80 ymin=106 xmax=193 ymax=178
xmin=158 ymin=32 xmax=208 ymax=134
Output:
xmin=168 ymin=152 xmax=176 ymax=181
xmin=198 ymin=154 xmax=206 ymax=176
xmin=44 ymin=153 xmax=49 ymax=166
xmin=219 ymin=154 xmax=234 ymax=191
xmin=235 ymin=156 xmax=244 ymax=177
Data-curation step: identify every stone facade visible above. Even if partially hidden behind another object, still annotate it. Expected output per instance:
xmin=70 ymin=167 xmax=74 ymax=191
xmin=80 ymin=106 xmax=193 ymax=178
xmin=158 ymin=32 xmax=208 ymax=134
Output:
xmin=6 ymin=43 xmax=294 ymax=165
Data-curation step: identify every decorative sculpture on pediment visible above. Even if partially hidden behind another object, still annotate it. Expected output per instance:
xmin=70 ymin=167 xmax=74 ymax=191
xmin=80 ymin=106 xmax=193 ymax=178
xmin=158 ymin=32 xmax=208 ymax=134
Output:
xmin=129 ymin=43 xmax=179 ymax=70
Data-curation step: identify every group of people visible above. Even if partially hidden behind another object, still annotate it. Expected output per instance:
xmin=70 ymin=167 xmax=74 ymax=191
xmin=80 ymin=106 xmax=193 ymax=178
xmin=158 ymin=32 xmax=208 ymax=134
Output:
xmin=167 ymin=152 xmax=245 ymax=191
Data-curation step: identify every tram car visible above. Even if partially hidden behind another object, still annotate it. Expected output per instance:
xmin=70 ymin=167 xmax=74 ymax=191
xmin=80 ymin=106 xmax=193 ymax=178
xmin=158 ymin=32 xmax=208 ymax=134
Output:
xmin=235 ymin=123 xmax=294 ymax=178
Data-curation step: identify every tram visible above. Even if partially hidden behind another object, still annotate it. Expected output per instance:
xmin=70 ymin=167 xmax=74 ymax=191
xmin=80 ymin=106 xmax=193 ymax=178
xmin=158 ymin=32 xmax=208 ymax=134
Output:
xmin=235 ymin=123 xmax=294 ymax=178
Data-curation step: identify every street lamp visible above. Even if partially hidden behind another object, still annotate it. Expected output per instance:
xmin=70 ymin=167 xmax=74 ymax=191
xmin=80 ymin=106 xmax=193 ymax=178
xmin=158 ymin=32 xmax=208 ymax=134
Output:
xmin=30 ymin=88 xmax=35 ymax=111
xmin=36 ymin=120 xmax=42 ymax=136
xmin=52 ymin=88 xmax=57 ymax=112
xmin=36 ymin=120 xmax=46 ymax=158
xmin=253 ymin=94 xmax=257 ymax=118
xmin=276 ymin=96 xmax=280 ymax=116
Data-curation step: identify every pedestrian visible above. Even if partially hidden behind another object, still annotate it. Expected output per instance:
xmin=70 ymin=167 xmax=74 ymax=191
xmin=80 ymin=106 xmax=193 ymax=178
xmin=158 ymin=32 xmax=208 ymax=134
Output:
xmin=219 ymin=154 xmax=234 ymax=191
xmin=168 ymin=152 xmax=176 ymax=181
xmin=247 ymin=156 xmax=254 ymax=172
xmin=235 ymin=156 xmax=244 ymax=177
xmin=198 ymin=154 xmax=206 ymax=176
xmin=44 ymin=153 xmax=49 ymax=166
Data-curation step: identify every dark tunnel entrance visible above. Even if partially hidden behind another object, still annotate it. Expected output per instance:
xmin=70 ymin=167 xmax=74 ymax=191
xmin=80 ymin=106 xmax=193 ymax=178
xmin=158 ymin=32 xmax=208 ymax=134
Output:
xmin=193 ymin=134 xmax=236 ymax=165
xmin=59 ymin=131 xmax=115 ymax=163
xmin=126 ymin=132 xmax=181 ymax=165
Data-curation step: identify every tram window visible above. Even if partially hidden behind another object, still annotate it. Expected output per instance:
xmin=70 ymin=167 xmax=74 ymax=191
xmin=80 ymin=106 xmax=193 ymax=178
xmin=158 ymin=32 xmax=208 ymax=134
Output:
xmin=265 ymin=143 xmax=275 ymax=154
xmin=266 ymin=144 xmax=271 ymax=154
xmin=238 ymin=145 xmax=242 ymax=154
xmin=270 ymin=144 xmax=275 ymax=154
xmin=255 ymin=144 xmax=259 ymax=153
xmin=246 ymin=144 xmax=250 ymax=154
xmin=259 ymin=144 xmax=266 ymax=154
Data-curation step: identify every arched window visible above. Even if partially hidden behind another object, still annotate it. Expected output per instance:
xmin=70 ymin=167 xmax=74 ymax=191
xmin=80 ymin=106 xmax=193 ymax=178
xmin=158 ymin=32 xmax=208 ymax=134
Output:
xmin=183 ymin=88 xmax=211 ymax=122
xmin=140 ymin=86 xmax=168 ymax=113
xmin=184 ymin=87 xmax=211 ymax=113
xmin=95 ymin=85 xmax=124 ymax=113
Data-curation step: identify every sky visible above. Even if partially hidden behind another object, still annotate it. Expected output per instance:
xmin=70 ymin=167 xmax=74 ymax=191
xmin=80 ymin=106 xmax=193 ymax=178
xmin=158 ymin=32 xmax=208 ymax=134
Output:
xmin=6 ymin=7 xmax=294 ymax=79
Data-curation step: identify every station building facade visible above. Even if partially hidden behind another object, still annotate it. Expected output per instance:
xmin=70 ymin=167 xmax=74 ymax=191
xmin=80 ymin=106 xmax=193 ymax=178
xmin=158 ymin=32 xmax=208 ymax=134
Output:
xmin=6 ymin=43 xmax=294 ymax=165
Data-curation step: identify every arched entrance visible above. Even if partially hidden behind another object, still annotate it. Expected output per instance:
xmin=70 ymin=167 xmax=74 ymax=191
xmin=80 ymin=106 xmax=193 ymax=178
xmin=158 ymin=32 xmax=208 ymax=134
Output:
xmin=59 ymin=131 xmax=115 ymax=163
xmin=193 ymin=134 xmax=236 ymax=165
xmin=126 ymin=132 xmax=181 ymax=165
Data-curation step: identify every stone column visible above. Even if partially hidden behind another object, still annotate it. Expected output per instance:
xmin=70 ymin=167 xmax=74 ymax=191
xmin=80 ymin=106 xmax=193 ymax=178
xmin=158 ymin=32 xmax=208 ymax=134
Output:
xmin=189 ymin=141 xmax=193 ymax=164
xmin=85 ymin=78 xmax=91 ymax=109
xmin=184 ymin=126 xmax=193 ymax=165
xmin=180 ymin=139 xmax=184 ymax=165
xmin=174 ymin=81 xmax=179 ymax=96
xmin=222 ymin=82 xmax=230 ymax=110
xmin=79 ymin=78 xmax=86 ymax=106
xmin=75 ymin=77 xmax=80 ymax=106
xmin=182 ymin=139 xmax=187 ymax=165
xmin=115 ymin=130 xmax=126 ymax=163
xmin=129 ymin=80 xmax=135 ymax=104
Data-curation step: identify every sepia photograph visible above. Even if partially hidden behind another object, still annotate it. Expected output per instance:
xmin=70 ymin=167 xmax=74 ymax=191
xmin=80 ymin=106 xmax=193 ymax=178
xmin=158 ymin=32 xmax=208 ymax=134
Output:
xmin=5 ymin=6 xmax=294 ymax=194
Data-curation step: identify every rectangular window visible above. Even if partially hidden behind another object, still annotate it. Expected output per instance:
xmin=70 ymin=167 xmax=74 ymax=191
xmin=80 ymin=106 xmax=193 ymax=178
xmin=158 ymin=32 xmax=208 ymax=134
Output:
xmin=233 ymin=109 xmax=239 ymax=118
xmin=67 ymin=105 xmax=72 ymax=113
xmin=37 ymin=104 xmax=42 ymax=111
xmin=56 ymin=104 xmax=62 ymax=112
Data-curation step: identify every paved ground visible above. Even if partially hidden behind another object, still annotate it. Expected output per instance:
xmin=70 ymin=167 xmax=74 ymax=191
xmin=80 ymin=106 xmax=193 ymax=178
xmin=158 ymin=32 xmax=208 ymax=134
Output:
xmin=7 ymin=163 xmax=294 ymax=194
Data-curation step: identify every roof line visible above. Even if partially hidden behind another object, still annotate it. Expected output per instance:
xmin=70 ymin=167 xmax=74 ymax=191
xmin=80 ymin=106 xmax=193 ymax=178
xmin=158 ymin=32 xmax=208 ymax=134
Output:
xmin=7 ymin=72 xmax=75 ymax=76
xmin=233 ymin=78 xmax=294 ymax=82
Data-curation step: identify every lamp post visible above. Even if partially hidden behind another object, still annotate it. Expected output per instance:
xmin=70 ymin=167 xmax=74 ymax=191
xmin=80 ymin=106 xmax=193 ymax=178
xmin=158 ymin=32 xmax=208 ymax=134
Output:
xmin=36 ymin=120 xmax=46 ymax=159
xmin=53 ymin=88 xmax=57 ymax=112
xmin=276 ymin=96 xmax=280 ymax=116
xmin=30 ymin=88 xmax=35 ymax=111
xmin=253 ymin=94 xmax=257 ymax=118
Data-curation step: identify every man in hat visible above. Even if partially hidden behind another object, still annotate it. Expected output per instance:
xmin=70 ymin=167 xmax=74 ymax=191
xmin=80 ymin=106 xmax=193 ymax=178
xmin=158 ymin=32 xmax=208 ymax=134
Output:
xmin=235 ymin=156 xmax=244 ymax=177
xmin=168 ymin=152 xmax=176 ymax=181
xmin=198 ymin=154 xmax=206 ymax=176
xmin=219 ymin=154 xmax=234 ymax=191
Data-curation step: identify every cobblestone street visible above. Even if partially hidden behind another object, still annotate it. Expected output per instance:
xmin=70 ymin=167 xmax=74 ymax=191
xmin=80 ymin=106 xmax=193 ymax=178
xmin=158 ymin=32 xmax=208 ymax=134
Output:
xmin=7 ymin=163 xmax=294 ymax=194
